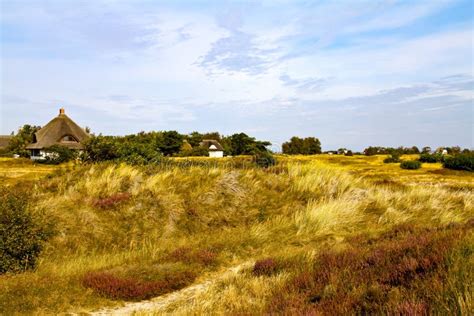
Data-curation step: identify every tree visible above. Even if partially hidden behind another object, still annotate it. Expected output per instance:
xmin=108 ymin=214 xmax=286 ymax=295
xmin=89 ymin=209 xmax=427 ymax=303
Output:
xmin=422 ymin=146 xmax=431 ymax=154
xmin=282 ymin=137 xmax=321 ymax=155
xmin=202 ymin=132 xmax=221 ymax=141
xmin=159 ymin=131 xmax=183 ymax=156
xmin=7 ymin=124 xmax=41 ymax=157
xmin=185 ymin=132 xmax=204 ymax=148
xmin=227 ymin=133 xmax=256 ymax=155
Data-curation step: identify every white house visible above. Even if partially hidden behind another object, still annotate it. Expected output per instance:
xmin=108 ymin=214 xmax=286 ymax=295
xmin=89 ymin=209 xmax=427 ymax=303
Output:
xmin=200 ymin=139 xmax=224 ymax=158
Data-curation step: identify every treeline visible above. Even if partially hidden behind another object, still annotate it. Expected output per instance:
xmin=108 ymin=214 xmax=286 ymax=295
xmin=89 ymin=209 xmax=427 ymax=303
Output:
xmin=363 ymin=146 xmax=470 ymax=156
xmin=282 ymin=137 xmax=321 ymax=155
xmin=81 ymin=131 xmax=272 ymax=164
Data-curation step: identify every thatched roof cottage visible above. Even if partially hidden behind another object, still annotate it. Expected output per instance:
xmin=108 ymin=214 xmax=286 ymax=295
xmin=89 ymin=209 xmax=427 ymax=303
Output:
xmin=26 ymin=108 xmax=90 ymax=159
xmin=200 ymin=139 xmax=224 ymax=158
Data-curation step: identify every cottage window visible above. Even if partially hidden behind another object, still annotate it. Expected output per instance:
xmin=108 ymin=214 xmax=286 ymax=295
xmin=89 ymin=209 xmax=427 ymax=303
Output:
xmin=61 ymin=135 xmax=78 ymax=142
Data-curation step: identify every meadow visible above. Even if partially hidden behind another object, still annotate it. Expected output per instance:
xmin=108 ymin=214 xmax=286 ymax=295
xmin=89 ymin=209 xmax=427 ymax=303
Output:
xmin=0 ymin=154 xmax=472 ymax=315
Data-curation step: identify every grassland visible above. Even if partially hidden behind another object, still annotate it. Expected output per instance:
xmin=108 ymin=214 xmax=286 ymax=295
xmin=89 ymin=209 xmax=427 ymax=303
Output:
xmin=0 ymin=155 xmax=472 ymax=315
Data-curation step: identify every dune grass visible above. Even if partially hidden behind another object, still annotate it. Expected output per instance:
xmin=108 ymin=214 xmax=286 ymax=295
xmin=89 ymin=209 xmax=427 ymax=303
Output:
xmin=0 ymin=155 xmax=472 ymax=314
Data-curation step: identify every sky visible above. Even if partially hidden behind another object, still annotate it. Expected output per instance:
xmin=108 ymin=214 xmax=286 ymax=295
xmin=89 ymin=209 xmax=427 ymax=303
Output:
xmin=1 ymin=0 xmax=473 ymax=151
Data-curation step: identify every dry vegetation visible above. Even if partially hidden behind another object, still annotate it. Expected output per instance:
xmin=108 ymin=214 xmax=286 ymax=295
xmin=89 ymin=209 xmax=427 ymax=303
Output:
xmin=0 ymin=155 xmax=472 ymax=315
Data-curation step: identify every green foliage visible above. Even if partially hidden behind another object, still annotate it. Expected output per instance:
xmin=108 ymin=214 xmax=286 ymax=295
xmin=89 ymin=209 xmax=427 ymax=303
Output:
xmin=82 ymin=134 xmax=161 ymax=164
xmin=38 ymin=145 xmax=76 ymax=165
xmin=364 ymin=146 xmax=421 ymax=156
xmin=160 ymin=131 xmax=183 ymax=156
xmin=384 ymin=153 xmax=401 ymax=163
xmin=185 ymin=132 xmax=204 ymax=147
xmin=254 ymin=151 xmax=276 ymax=168
xmin=0 ymin=186 xmax=53 ymax=274
xmin=419 ymin=153 xmax=443 ymax=163
xmin=227 ymin=133 xmax=271 ymax=156
xmin=82 ymin=131 xmax=271 ymax=163
xmin=400 ymin=160 xmax=422 ymax=170
xmin=7 ymin=125 xmax=41 ymax=157
xmin=344 ymin=150 xmax=353 ymax=156
xmin=177 ymin=147 xmax=209 ymax=157
xmin=282 ymin=137 xmax=321 ymax=155
xmin=443 ymin=153 xmax=474 ymax=172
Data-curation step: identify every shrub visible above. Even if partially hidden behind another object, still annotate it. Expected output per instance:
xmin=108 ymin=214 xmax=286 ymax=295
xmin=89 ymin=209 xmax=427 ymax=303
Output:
xmin=92 ymin=192 xmax=131 ymax=209
xmin=443 ymin=153 xmax=474 ymax=172
xmin=82 ymin=270 xmax=196 ymax=301
xmin=38 ymin=145 xmax=76 ymax=164
xmin=344 ymin=150 xmax=353 ymax=156
xmin=254 ymin=151 xmax=276 ymax=168
xmin=419 ymin=153 xmax=443 ymax=163
xmin=176 ymin=147 xmax=209 ymax=157
xmin=266 ymin=223 xmax=472 ymax=315
xmin=400 ymin=160 xmax=421 ymax=170
xmin=253 ymin=258 xmax=279 ymax=276
xmin=383 ymin=154 xmax=400 ymax=163
xmin=0 ymin=186 xmax=53 ymax=274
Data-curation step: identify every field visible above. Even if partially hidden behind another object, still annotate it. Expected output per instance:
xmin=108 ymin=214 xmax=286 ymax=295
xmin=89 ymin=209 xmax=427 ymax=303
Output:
xmin=0 ymin=155 xmax=473 ymax=315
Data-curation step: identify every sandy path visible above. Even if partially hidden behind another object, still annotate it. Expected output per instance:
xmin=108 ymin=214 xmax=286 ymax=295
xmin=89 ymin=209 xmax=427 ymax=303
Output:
xmin=82 ymin=263 xmax=250 ymax=315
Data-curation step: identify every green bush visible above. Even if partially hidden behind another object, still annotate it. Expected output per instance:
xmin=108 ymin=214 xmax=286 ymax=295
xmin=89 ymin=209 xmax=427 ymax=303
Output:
xmin=419 ymin=153 xmax=443 ymax=163
xmin=176 ymin=147 xmax=209 ymax=157
xmin=400 ymin=160 xmax=421 ymax=170
xmin=254 ymin=151 xmax=276 ymax=168
xmin=443 ymin=153 xmax=474 ymax=172
xmin=38 ymin=145 xmax=76 ymax=164
xmin=383 ymin=154 xmax=400 ymax=163
xmin=0 ymin=186 xmax=53 ymax=274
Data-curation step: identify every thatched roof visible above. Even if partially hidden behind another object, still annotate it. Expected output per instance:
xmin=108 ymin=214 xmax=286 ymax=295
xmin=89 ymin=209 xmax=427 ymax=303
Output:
xmin=200 ymin=139 xmax=224 ymax=151
xmin=26 ymin=108 xmax=90 ymax=150
xmin=0 ymin=135 xmax=12 ymax=149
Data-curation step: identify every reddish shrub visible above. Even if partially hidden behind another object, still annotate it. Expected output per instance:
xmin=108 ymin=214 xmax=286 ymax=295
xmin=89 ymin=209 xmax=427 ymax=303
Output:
xmin=167 ymin=247 xmax=217 ymax=267
xmin=395 ymin=301 xmax=428 ymax=316
xmin=92 ymin=192 xmax=131 ymax=209
xmin=252 ymin=258 xmax=279 ymax=276
xmin=266 ymin=223 xmax=471 ymax=315
xmin=82 ymin=270 xmax=196 ymax=301
xmin=194 ymin=249 xmax=217 ymax=266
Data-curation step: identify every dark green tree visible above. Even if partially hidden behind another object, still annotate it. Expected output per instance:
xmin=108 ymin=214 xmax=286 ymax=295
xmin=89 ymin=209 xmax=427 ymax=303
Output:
xmin=282 ymin=137 xmax=321 ymax=155
xmin=7 ymin=125 xmax=41 ymax=157
xmin=159 ymin=131 xmax=183 ymax=156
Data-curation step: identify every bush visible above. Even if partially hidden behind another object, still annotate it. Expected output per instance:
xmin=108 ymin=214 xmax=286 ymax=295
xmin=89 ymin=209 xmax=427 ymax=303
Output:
xmin=443 ymin=153 xmax=474 ymax=172
xmin=419 ymin=153 xmax=443 ymax=163
xmin=0 ymin=186 xmax=53 ymax=274
xmin=383 ymin=154 xmax=400 ymax=163
xmin=82 ymin=270 xmax=196 ymax=301
xmin=254 ymin=151 xmax=276 ymax=168
xmin=176 ymin=147 xmax=209 ymax=157
xmin=344 ymin=150 xmax=353 ymax=156
xmin=400 ymin=160 xmax=421 ymax=170
xmin=39 ymin=145 xmax=76 ymax=164
xmin=92 ymin=192 xmax=131 ymax=209
xmin=267 ymin=223 xmax=472 ymax=315
xmin=253 ymin=258 xmax=279 ymax=276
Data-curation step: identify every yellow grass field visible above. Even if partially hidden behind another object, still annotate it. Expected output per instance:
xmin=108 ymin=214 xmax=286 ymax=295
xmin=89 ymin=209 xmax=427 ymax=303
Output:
xmin=0 ymin=155 xmax=472 ymax=315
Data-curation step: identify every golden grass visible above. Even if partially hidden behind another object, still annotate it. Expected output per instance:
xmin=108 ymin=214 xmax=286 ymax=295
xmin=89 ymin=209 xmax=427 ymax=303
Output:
xmin=0 ymin=155 xmax=472 ymax=314
xmin=0 ymin=157 xmax=63 ymax=185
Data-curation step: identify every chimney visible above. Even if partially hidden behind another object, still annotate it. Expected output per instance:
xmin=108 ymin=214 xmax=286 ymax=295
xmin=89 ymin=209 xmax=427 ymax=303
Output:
xmin=59 ymin=108 xmax=65 ymax=115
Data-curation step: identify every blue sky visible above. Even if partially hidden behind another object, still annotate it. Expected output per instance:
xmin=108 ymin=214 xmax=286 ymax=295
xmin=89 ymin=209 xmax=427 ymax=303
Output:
xmin=1 ymin=0 xmax=472 ymax=151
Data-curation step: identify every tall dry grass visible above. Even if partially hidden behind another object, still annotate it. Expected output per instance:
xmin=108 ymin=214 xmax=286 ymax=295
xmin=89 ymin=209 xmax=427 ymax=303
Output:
xmin=0 ymin=156 xmax=472 ymax=314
